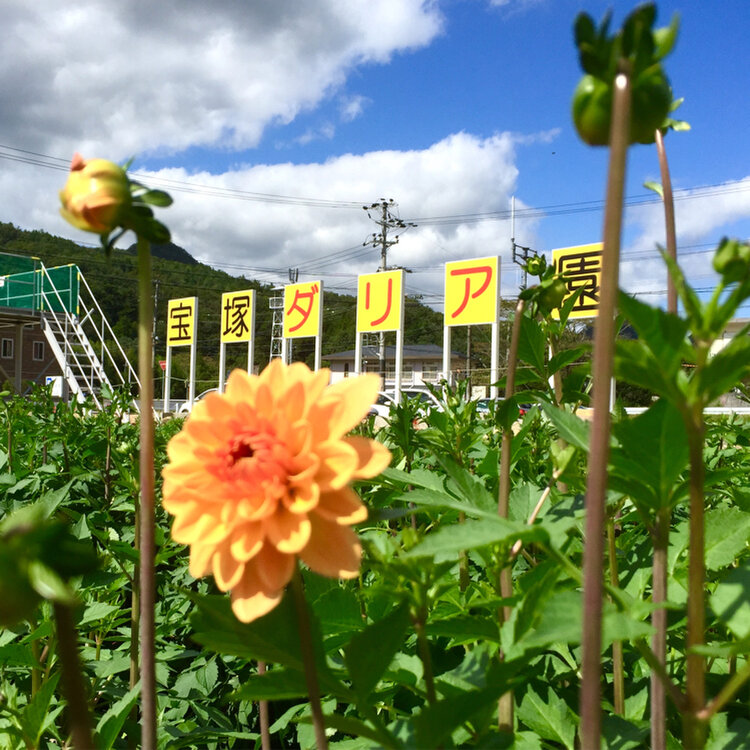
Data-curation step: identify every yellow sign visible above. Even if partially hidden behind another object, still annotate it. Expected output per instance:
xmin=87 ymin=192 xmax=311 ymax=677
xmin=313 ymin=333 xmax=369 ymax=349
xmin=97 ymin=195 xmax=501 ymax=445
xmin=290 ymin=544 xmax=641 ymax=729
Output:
xmin=284 ymin=281 xmax=322 ymax=339
xmin=221 ymin=289 xmax=254 ymax=344
xmin=357 ymin=270 xmax=403 ymax=333
xmin=444 ymin=256 xmax=499 ymax=326
xmin=167 ymin=297 xmax=196 ymax=346
xmin=552 ymin=243 xmax=603 ymax=319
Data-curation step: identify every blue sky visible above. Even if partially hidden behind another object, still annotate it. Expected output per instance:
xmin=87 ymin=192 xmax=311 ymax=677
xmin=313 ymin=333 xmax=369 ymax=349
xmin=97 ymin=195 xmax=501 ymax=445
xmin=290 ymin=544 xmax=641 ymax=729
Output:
xmin=2 ymin=0 xmax=749 ymax=310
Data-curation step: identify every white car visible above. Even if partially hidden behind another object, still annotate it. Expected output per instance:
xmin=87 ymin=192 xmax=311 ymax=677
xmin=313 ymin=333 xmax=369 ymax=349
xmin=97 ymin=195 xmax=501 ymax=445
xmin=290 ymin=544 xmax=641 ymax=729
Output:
xmin=176 ymin=388 xmax=218 ymax=415
xmin=368 ymin=388 xmax=443 ymax=419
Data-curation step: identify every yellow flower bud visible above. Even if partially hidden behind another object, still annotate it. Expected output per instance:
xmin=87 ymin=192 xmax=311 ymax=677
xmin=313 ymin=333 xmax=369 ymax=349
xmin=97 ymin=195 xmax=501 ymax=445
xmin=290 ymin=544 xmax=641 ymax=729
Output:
xmin=59 ymin=153 xmax=132 ymax=234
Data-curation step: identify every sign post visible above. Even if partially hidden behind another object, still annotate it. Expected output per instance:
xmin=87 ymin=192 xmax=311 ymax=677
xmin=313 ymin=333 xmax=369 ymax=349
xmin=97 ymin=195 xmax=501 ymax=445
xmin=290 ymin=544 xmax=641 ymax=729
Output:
xmin=164 ymin=296 xmax=197 ymax=413
xmin=219 ymin=289 xmax=256 ymax=391
xmin=356 ymin=270 xmax=405 ymax=399
xmin=443 ymin=257 xmax=500 ymax=397
xmin=283 ymin=281 xmax=323 ymax=370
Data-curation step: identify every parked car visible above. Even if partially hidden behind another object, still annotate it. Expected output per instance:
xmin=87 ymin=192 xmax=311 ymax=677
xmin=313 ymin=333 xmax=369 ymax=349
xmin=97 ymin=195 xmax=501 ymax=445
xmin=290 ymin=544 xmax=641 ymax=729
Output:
xmin=475 ymin=396 xmax=534 ymax=419
xmin=176 ymin=388 xmax=218 ymax=415
xmin=368 ymin=388 xmax=443 ymax=419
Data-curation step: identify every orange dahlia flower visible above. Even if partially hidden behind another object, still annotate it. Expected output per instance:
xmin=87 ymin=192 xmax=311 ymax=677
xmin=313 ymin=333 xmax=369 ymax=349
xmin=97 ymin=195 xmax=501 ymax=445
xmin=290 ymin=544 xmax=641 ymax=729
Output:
xmin=162 ymin=361 xmax=390 ymax=623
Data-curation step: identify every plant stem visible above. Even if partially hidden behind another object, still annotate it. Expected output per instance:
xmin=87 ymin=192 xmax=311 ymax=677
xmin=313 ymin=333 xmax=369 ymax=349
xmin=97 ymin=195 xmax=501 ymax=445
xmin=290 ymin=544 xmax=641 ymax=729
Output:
xmin=696 ymin=660 xmax=750 ymax=722
xmin=580 ymin=66 xmax=631 ymax=750
xmin=137 ymin=236 xmax=157 ymax=750
xmin=291 ymin=564 xmax=328 ymax=750
xmin=683 ymin=409 xmax=707 ymax=748
xmin=607 ymin=519 xmax=624 ymax=715
xmin=258 ymin=661 xmax=271 ymax=750
xmin=496 ymin=298 xmax=524 ymax=733
xmin=651 ymin=507 xmax=670 ymax=750
xmin=652 ymin=127 xmax=676 ymax=750
xmin=412 ymin=605 xmax=437 ymax=706
xmin=53 ymin=602 xmax=94 ymax=750
xmin=655 ymin=128 xmax=677 ymax=315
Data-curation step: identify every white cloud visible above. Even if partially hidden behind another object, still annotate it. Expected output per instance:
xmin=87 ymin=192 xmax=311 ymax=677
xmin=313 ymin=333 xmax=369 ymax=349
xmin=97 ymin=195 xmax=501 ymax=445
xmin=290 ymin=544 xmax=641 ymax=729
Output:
xmin=1 ymin=0 xmax=443 ymax=160
xmin=63 ymin=131 xmax=521 ymax=300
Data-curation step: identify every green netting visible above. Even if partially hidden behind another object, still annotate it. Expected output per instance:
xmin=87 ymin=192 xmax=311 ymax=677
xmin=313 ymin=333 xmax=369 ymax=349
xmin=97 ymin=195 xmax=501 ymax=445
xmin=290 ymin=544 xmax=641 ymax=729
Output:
xmin=0 ymin=261 xmax=79 ymax=314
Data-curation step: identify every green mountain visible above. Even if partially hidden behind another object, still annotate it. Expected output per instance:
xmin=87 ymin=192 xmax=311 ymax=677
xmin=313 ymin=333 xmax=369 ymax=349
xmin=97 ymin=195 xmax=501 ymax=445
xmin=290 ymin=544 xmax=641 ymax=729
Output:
xmin=0 ymin=221 xmax=477 ymax=396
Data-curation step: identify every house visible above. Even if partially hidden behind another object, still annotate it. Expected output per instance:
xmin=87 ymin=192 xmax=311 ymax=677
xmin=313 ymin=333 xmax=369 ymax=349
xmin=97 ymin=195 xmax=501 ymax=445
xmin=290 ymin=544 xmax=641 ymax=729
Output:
xmin=0 ymin=305 xmax=62 ymax=393
xmin=323 ymin=343 xmax=464 ymax=386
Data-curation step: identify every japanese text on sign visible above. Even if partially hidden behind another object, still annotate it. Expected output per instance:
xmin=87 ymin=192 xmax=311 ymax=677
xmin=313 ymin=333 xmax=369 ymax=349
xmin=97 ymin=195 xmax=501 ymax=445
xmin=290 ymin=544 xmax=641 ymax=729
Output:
xmin=166 ymin=297 xmax=196 ymax=346
xmin=221 ymin=290 xmax=254 ymax=343
xmin=283 ymin=281 xmax=322 ymax=339
xmin=552 ymin=243 xmax=603 ymax=319
xmin=444 ymin=256 xmax=499 ymax=326
xmin=356 ymin=270 xmax=404 ymax=333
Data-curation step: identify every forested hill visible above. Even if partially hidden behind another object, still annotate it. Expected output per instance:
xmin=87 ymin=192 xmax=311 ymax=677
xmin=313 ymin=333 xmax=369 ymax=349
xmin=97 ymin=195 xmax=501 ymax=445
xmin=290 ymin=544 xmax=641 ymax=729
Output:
xmin=0 ymin=221 xmax=452 ymax=392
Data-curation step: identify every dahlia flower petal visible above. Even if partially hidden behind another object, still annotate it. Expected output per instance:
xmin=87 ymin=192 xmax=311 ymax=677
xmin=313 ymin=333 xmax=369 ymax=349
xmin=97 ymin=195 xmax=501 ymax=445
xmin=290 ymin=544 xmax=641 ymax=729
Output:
xmin=316 ymin=440 xmax=359 ymax=490
xmin=213 ymin=546 xmax=246 ymax=591
xmin=231 ymin=566 xmax=283 ymax=623
xmin=229 ymin=523 xmax=264 ymax=562
xmin=225 ymin=368 xmax=259 ymax=404
xmin=264 ymin=509 xmax=312 ymax=553
xmin=284 ymin=481 xmax=319 ymax=514
xmin=189 ymin=542 xmax=214 ymax=578
xmin=300 ymin=515 xmax=362 ymax=579
xmin=315 ymin=486 xmax=368 ymax=525
xmin=253 ymin=543 xmax=296 ymax=592
xmin=316 ymin=374 xmax=381 ymax=437
xmin=347 ymin=437 xmax=392 ymax=479
xmin=171 ymin=508 xmax=228 ymax=545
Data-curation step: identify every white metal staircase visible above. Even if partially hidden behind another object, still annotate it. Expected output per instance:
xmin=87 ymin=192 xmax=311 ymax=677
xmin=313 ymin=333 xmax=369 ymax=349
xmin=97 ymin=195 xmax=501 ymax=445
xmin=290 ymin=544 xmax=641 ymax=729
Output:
xmin=38 ymin=264 xmax=139 ymax=410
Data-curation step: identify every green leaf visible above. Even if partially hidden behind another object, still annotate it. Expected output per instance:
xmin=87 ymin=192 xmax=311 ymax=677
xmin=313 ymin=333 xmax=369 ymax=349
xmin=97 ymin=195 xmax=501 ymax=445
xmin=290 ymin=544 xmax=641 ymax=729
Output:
xmin=233 ymin=668 xmax=311 ymax=701
xmin=517 ymin=684 xmax=577 ymax=750
xmin=539 ymin=403 xmax=590 ymax=451
xmin=705 ymin=507 xmax=750 ymax=571
xmin=644 ymin=180 xmax=664 ymax=198
xmin=517 ymin=314 xmax=547 ymax=376
xmin=711 ymin=561 xmax=750 ymax=639
xmin=610 ymin=399 xmax=688 ymax=511
xmin=699 ymin=337 xmax=750 ymax=405
xmin=344 ymin=604 xmax=410 ymax=698
xmin=401 ymin=488 xmax=498 ymax=521
xmin=19 ymin=672 xmax=60 ymax=747
xmin=402 ymin=517 xmax=547 ymax=560
xmin=78 ymin=601 xmax=120 ymax=628
xmin=94 ymin=683 xmax=140 ymax=750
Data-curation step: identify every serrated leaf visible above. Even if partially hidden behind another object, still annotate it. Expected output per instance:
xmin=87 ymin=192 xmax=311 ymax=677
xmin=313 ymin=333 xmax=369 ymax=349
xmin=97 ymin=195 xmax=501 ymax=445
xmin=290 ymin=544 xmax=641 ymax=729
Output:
xmin=518 ymin=314 xmax=547 ymax=376
xmin=402 ymin=516 xmax=547 ymax=560
xmin=517 ymin=684 xmax=576 ymax=750
xmin=19 ymin=672 xmax=60 ymax=746
xmin=94 ymin=683 xmax=140 ymax=750
xmin=705 ymin=507 xmax=750 ymax=570
xmin=344 ymin=604 xmax=410 ymax=698
xmin=711 ymin=562 xmax=750 ymax=639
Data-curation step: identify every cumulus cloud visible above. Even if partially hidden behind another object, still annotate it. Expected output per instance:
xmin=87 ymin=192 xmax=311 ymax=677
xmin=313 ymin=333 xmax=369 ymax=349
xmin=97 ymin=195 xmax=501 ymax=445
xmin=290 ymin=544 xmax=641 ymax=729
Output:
xmin=1 ymin=0 xmax=443 ymax=159
xmin=123 ymin=132 xmax=526 ymax=297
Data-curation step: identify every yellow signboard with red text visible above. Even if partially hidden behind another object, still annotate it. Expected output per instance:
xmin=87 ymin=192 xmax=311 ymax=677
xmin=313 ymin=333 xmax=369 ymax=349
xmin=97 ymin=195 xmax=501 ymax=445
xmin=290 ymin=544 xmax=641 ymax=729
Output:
xmin=283 ymin=281 xmax=322 ymax=339
xmin=444 ymin=256 xmax=499 ymax=326
xmin=356 ymin=270 xmax=404 ymax=333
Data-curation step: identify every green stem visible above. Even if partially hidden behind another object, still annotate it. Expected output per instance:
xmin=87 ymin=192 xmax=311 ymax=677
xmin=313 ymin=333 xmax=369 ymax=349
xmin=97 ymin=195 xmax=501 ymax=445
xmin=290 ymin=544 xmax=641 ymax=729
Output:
xmin=650 ymin=507 xmax=670 ymax=750
xmin=258 ymin=661 xmax=271 ymax=750
xmin=683 ymin=408 xmax=707 ymax=748
xmin=580 ymin=65 xmax=631 ymax=750
xmin=53 ymin=602 xmax=94 ymax=750
xmin=496 ymin=298 xmax=524 ymax=733
xmin=607 ymin=519 xmax=624 ymax=715
xmin=291 ymin=564 xmax=328 ymax=750
xmin=412 ymin=605 xmax=437 ymax=706
xmin=696 ymin=660 xmax=750 ymax=722
xmin=137 ymin=236 xmax=157 ymax=750
xmin=655 ymin=128 xmax=677 ymax=316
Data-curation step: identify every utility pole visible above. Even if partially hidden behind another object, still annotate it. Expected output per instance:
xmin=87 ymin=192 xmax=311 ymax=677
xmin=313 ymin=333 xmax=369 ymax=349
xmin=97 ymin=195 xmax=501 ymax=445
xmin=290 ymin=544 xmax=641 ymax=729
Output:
xmin=363 ymin=199 xmax=415 ymax=386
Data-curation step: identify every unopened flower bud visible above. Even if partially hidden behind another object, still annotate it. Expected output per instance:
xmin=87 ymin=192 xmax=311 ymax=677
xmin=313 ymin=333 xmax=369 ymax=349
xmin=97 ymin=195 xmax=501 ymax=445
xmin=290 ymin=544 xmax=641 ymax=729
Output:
xmin=59 ymin=153 xmax=132 ymax=234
